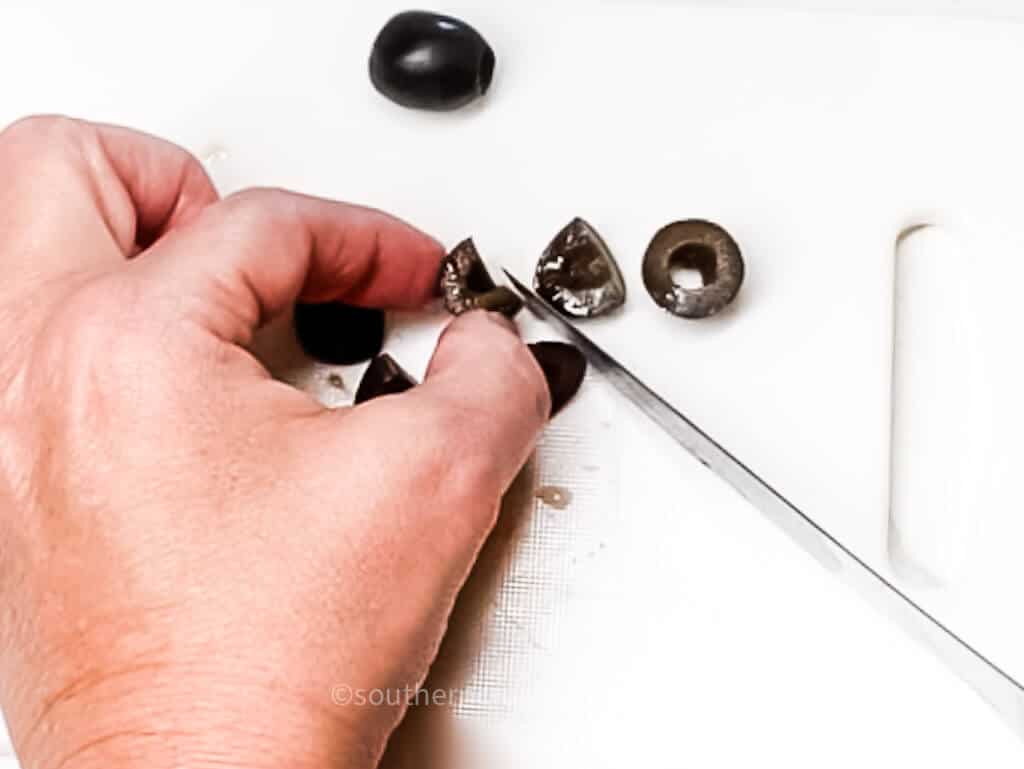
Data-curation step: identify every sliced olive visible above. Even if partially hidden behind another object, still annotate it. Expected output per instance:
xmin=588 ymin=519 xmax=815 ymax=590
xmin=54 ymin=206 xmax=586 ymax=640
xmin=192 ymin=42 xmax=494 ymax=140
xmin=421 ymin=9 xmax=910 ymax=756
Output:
xmin=535 ymin=218 xmax=626 ymax=318
xmin=293 ymin=302 xmax=385 ymax=365
xmin=369 ymin=11 xmax=496 ymax=111
xmin=529 ymin=342 xmax=587 ymax=417
xmin=439 ymin=238 xmax=523 ymax=318
xmin=354 ymin=354 xmax=417 ymax=404
xmin=642 ymin=220 xmax=744 ymax=319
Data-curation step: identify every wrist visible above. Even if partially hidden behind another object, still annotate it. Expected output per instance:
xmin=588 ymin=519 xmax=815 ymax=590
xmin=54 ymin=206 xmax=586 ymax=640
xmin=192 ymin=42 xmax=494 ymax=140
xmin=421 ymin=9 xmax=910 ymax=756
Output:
xmin=11 ymin=665 xmax=383 ymax=769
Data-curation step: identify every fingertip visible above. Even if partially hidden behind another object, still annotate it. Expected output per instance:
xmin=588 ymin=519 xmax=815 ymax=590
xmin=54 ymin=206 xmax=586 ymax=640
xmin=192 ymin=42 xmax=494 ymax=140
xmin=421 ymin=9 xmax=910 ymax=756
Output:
xmin=401 ymin=228 xmax=446 ymax=306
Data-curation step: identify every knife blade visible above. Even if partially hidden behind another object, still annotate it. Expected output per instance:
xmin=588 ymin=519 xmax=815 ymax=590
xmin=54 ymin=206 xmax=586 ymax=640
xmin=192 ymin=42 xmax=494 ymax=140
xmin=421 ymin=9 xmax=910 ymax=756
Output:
xmin=504 ymin=268 xmax=1024 ymax=739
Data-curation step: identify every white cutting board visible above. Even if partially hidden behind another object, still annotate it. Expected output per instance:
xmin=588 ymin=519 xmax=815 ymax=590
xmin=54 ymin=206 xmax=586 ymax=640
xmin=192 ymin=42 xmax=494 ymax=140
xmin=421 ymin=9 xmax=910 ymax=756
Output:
xmin=2 ymin=0 xmax=1024 ymax=765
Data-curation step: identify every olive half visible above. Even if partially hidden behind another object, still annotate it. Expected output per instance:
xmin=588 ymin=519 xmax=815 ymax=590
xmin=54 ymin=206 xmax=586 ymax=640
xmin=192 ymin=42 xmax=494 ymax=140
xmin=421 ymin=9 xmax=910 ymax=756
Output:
xmin=535 ymin=218 xmax=626 ymax=319
xmin=439 ymin=238 xmax=523 ymax=318
xmin=529 ymin=342 xmax=587 ymax=417
xmin=293 ymin=302 xmax=385 ymax=365
xmin=642 ymin=220 xmax=744 ymax=319
xmin=369 ymin=11 xmax=496 ymax=111
xmin=354 ymin=354 xmax=417 ymax=404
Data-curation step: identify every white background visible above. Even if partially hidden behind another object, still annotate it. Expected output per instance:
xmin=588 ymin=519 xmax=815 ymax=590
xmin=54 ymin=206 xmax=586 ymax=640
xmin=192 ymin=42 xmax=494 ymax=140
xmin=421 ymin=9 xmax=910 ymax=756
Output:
xmin=2 ymin=0 xmax=1024 ymax=765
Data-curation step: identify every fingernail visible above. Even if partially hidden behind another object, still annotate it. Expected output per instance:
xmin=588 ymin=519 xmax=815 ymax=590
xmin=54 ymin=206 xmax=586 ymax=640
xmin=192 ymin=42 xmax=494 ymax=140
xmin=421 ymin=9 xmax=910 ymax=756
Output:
xmin=528 ymin=342 xmax=587 ymax=417
xmin=474 ymin=286 xmax=524 ymax=318
xmin=354 ymin=354 xmax=417 ymax=404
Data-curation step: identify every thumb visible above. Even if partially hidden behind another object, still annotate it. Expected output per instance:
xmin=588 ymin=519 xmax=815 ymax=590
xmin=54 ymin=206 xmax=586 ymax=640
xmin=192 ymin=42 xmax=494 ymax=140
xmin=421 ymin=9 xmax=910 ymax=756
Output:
xmin=415 ymin=310 xmax=551 ymax=496
xmin=296 ymin=309 xmax=549 ymax=568
xmin=250 ymin=310 xmax=551 ymax=755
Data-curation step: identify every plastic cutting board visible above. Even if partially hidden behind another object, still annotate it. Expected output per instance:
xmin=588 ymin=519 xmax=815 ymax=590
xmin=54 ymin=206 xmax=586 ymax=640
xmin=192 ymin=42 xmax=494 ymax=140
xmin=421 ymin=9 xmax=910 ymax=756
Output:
xmin=2 ymin=1 xmax=1024 ymax=765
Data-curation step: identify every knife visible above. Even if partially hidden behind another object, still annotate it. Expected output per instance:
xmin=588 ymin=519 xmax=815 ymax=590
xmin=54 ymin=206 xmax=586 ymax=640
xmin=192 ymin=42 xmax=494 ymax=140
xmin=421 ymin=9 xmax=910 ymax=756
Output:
xmin=504 ymin=268 xmax=1024 ymax=739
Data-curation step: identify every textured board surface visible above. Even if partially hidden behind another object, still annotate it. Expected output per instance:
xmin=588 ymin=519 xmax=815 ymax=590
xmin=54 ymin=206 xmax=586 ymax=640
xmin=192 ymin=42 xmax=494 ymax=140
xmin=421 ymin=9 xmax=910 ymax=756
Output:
xmin=2 ymin=0 xmax=1024 ymax=764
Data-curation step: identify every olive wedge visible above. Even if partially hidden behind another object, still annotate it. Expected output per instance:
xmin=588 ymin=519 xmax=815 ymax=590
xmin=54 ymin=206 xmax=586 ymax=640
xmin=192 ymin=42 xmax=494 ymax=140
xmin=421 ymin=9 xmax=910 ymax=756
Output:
xmin=354 ymin=354 xmax=417 ymax=404
xmin=529 ymin=341 xmax=587 ymax=417
xmin=440 ymin=238 xmax=523 ymax=318
xmin=535 ymin=218 xmax=626 ymax=318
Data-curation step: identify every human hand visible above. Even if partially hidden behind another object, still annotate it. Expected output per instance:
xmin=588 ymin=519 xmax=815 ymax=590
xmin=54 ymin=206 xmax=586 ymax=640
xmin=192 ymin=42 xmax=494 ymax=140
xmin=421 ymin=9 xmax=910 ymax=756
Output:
xmin=0 ymin=116 xmax=550 ymax=769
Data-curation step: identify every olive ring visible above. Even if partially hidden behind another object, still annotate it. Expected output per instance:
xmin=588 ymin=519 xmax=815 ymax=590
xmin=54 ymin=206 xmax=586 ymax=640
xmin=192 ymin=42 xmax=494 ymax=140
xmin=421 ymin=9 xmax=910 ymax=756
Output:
xmin=642 ymin=219 xmax=744 ymax=319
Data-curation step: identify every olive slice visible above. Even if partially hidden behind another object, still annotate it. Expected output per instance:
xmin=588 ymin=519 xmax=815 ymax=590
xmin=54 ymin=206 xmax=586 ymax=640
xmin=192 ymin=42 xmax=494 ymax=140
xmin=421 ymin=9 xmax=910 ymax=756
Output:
xmin=293 ymin=302 xmax=385 ymax=365
xmin=528 ymin=341 xmax=587 ymax=417
xmin=354 ymin=354 xmax=417 ymax=404
xmin=369 ymin=11 xmax=496 ymax=111
xmin=642 ymin=219 xmax=744 ymax=319
xmin=535 ymin=218 xmax=626 ymax=318
xmin=439 ymin=238 xmax=523 ymax=318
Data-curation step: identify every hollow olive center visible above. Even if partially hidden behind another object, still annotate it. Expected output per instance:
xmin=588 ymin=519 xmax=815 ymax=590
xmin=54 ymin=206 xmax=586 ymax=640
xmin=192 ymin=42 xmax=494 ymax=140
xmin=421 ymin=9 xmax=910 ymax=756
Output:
xmin=668 ymin=242 xmax=718 ymax=289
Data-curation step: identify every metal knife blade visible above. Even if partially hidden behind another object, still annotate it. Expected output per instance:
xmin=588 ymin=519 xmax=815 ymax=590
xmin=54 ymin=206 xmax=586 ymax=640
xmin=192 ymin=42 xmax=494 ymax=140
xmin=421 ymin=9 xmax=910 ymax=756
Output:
xmin=504 ymin=268 xmax=1024 ymax=739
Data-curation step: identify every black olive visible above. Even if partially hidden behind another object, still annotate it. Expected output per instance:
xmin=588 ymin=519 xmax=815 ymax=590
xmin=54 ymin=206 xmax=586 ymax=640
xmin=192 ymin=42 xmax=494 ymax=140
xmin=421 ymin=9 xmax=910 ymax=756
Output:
xmin=439 ymin=238 xmax=523 ymax=318
xmin=642 ymin=219 xmax=744 ymax=319
xmin=293 ymin=302 xmax=385 ymax=365
xmin=354 ymin=354 xmax=417 ymax=404
xmin=534 ymin=218 xmax=626 ymax=319
xmin=369 ymin=11 xmax=496 ymax=111
xmin=528 ymin=342 xmax=587 ymax=417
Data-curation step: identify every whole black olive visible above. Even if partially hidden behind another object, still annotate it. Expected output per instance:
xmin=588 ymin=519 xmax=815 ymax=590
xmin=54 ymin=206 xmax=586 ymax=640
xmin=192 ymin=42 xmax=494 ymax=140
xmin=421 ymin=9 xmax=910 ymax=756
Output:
xmin=528 ymin=342 xmax=587 ymax=417
xmin=369 ymin=11 xmax=496 ymax=111
xmin=354 ymin=354 xmax=417 ymax=404
xmin=439 ymin=238 xmax=523 ymax=318
xmin=642 ymin=220 xmax=744 ymax=319
xmin=293 ymin=302 xmax=385 ymax=365
xmin=535 ymin=217 xmax=626 ymax=319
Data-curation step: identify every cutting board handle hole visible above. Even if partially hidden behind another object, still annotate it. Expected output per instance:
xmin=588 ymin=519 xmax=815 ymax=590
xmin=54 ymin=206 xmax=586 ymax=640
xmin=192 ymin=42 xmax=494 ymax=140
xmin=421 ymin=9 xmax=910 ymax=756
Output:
xmin=887 ymin=223 xmax=971 ymax=587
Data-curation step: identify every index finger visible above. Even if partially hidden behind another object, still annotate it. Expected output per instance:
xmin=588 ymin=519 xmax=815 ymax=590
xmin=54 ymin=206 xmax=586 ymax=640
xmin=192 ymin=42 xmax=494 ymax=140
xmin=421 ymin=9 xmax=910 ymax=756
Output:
xmin=132 ymin=187 xmax=445 ymax=343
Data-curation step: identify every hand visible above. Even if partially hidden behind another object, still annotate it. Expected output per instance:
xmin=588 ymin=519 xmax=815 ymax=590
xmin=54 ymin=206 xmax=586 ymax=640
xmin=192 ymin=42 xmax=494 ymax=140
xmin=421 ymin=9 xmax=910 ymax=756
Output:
xmin=0 ymin=116 xmax=550 ymax=769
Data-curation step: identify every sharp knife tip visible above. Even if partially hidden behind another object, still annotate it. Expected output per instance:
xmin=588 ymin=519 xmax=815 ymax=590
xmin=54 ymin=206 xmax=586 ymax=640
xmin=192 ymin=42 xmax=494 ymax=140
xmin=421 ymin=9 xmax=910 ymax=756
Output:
xmin=501 ymin=268 xmax=529 ymax=293
xmin=502 ymin=268 xmax=553 ymax=323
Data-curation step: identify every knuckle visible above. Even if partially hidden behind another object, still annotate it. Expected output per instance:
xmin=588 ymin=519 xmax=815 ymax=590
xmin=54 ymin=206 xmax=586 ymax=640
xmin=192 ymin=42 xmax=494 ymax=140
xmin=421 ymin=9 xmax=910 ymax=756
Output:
xmin=405 ymin=402 xmax=503 ymax=502
xmin=450 ymin=450 xmax=503 ymax=501
xmin=220 ymin=187 xmax=304 ymax=242
xmin=223 ymin=187 xmax=295 ymax=218
xmin=447 ymin=410 xmax=513 ymax=494
xmin=436 ymin=442 xmax=508 ymax=542
xmin=54 ymin=280 xmax=121 ymax=335
xmin=0 ymin=116 xmax=91 ymax=168
xmin=27 ymin=276 xmax=200 ymax=431
xmin=0 ymin=117 xmax=101 ymax=197
xmin=40 ymin=276 xmax=153 ymax=377
xmin=2 ymin=114 xmax=80 ymax=142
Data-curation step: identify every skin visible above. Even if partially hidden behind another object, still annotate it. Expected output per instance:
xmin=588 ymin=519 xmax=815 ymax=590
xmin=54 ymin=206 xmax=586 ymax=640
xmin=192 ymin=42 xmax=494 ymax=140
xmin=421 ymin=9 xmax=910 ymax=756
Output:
xmin=0 ymin=116 xmax=551 ymax=769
